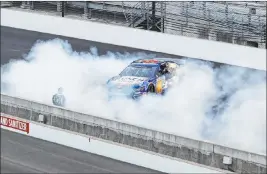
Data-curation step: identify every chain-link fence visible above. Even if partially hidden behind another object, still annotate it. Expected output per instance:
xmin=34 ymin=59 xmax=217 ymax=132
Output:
xmin=1 ymin=1 xmax=266 ymax=48
xmin=163 ymin=2 xmax=266 ymax=48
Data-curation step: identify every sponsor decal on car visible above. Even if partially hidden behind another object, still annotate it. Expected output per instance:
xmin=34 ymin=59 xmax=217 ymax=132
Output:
xmin=156 ymin=79 xmax=163 ymax=93
xmin=113 ymin=76 xmax=147 ymax=84
xmin=0 ymin=114 xmax=30 ymax=134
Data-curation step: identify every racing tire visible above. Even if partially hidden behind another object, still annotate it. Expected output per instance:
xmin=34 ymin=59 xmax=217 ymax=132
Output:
xmin=147 ymin=84 xmax=155 ymax=93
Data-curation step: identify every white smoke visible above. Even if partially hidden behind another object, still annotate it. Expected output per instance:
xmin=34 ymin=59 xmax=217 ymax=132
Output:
xmin=1 ymin=39 xmax=266 ymax=154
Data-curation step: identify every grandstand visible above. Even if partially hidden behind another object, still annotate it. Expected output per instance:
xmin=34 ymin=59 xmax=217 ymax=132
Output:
xmin=1 ymin=1 xmax=266 ymax=48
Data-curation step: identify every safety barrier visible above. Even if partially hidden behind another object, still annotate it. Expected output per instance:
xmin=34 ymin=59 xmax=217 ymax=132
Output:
xmin=1 ymin=94 xmax=266 ymax=173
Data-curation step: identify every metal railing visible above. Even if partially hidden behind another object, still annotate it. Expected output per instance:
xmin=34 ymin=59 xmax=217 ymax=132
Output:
xmin=1 ymin=1 xmax=266 ymax=48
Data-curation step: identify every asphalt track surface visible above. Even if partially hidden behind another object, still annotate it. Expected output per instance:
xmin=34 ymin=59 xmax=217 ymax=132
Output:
xmin=1 ymin=129 xmax=162 ymax=173
xmin=0 ymin=26 xmax=165 ymax=173
xmin=1 ymin=26 xmax=178 ymax=65
xmin=0 ymin=26 xmax=260 ymax=173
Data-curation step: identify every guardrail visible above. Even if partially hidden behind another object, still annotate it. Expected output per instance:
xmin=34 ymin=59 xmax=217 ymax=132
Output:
xmin=1 ymin=93 xmax=266 ymax=173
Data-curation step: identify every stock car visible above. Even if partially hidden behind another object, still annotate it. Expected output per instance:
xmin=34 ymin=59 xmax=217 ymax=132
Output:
xmin=106 ymin=58 xmax=183 ymax=100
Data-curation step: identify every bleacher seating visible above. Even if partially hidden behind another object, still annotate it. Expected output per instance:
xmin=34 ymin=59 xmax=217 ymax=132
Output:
xmin=1 ymin=1 xmax=266 ymax=48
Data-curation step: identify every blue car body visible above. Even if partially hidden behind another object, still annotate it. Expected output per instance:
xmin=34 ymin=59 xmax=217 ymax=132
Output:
xmin=106 ymin=58 xmax=182 ymax=99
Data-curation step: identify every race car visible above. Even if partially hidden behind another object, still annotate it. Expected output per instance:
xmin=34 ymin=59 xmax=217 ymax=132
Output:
xmin=106 ymin=58 xmax=183 ymax=100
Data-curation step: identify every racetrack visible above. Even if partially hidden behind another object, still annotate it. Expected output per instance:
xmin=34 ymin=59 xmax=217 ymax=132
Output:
xmin=1 ymin=129 xmax=161 ymax=173
xmin=1 ymin=26 xmax=266 ymax=155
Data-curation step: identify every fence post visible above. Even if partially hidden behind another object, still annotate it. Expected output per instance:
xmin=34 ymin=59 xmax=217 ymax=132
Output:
xmin=160 ymin=2 xmax=165 ymax=33
xmin=225 ymin=2 xmax=229 ymax=30
xmin=83 ymin=1 xmax=89 ymax=19
xmin=62 ymin=1 xmax=65 ymax=17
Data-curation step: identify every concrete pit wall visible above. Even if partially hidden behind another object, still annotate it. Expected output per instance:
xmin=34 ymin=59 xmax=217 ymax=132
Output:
xmin=1 ymin=94 xmax=266 ymax=173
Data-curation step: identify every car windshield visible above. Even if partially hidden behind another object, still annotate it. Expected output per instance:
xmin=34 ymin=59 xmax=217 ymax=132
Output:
xmin=119 ymin=65 xmax=156 ymax=77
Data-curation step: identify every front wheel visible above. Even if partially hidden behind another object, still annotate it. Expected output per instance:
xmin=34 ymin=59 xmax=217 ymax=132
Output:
xmin=147 ymin=85 xmax=155 ymax=93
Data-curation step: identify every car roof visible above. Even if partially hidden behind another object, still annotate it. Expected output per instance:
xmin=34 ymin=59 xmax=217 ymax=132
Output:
xmin=131 ymin=58 xmax=185 ymax=66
